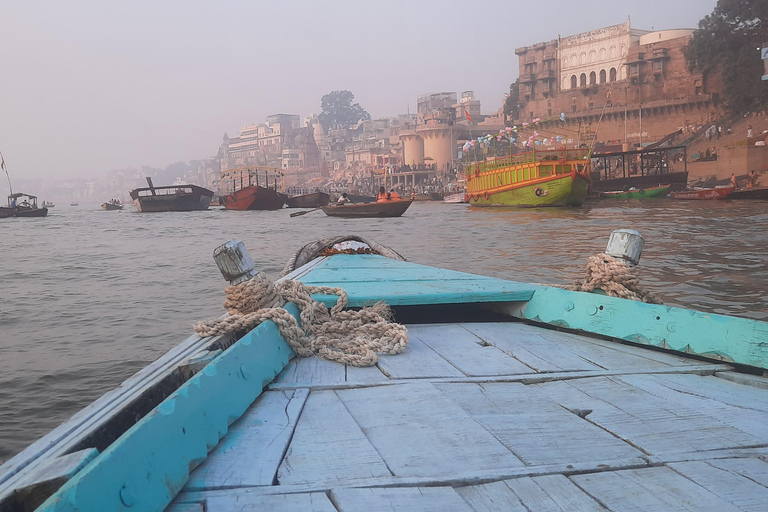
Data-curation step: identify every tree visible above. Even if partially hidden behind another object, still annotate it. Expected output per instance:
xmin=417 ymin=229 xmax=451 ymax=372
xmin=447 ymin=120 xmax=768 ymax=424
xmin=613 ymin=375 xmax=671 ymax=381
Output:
xmin=504 ymin=79 xmax=521 ymax=122
xmin=684 ymin=0 xmax=768 ymax=115
xmin=319 ymin=90 xmax=371 ymax=130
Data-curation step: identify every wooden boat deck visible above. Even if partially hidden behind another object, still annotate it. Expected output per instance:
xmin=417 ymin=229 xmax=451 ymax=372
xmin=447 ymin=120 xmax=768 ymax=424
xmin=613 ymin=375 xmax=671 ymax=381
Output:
xmin=172 ymin=320 xmax=768 ymax=511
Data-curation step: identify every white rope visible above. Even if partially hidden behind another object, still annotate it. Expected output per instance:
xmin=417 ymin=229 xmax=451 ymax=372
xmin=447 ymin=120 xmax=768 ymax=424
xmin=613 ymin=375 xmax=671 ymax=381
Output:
xmin=557 ymin=252 xmax=662 ymax=304
xmin=194 ymin=274 xmax=409 ymax=367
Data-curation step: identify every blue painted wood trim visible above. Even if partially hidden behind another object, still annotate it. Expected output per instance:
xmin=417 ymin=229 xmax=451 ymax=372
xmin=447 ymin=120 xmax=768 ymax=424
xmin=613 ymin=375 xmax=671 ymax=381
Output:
xmin=518 ymin=287 xmax=768 ymax=370
xmin=37 ymin=305 xmax=299 ymax=512
xmin=299 ymin=255 xmax=538 ymax=307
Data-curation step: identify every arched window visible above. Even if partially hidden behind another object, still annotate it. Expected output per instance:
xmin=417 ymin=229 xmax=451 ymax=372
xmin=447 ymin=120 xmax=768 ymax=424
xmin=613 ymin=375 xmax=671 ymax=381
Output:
xmin=599 ymin=48 xmax=606 ymax=61
xmin=580 ymin=53 xmax=586 ymax=65
xmin=571 ymin=75 xmax=578 ymax=89
xmin=600 ymin=69 xmax=607 ymax=84
xmin=562 ymin=58 xmax=568 ymax=68
xmin=570 ymin=55 xmax=577 ymax=67
xmin=580 ymin=73 xmax=587 ymax=87
xmin=589 ymin=71 xmax=596 ymax=85
xmin=609 ymin=46 xmax=616 ymax=58
xmin=610 ymin=67 xmax=617 ymax=81
xmin=589 ymin=51 xmax=596 ymax=63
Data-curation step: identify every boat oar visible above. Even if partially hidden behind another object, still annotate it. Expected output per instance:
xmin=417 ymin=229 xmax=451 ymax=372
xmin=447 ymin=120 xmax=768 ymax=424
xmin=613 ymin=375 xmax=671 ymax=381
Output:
xmin=290 ymin=207 xmax=324 ymax=217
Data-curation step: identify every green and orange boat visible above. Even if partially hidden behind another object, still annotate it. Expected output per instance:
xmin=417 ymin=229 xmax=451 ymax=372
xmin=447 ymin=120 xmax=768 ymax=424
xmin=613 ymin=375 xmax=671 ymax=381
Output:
xmin=466 ymin=148 xmax=591 ymax=207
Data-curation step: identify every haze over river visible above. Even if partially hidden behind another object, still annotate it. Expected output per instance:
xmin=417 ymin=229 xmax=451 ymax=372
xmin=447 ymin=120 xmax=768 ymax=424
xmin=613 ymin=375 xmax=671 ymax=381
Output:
xmin=1 ymin=199 xmax=767 ymax=461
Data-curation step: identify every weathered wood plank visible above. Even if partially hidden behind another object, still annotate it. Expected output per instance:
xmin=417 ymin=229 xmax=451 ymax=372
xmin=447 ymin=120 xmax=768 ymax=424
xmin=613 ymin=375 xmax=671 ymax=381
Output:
xmin=616 ymin=374 xmax=768 ymax=441
xmin=669 ymin=459 xmax=768 ymax=512
xmin=454 ymin=481 xmax=528 ymax=511
xmin=274 ymin=356 xmax=346 ymax=386
xmin=331 ymin=487 xmax=472 ymax=512
xmin=377 ymin=337 xmax=464 ymax=379
xmin=277 ymin=390 xmax=391 ymax=486
xmin=166 ymin=503 xmax=204 ymax=512
xmin=337 ymin=382 xmax=524 ymax=478
xmin=504 ymin=474 xmax=606 ymax=511
xmin=205 ymin=491 xmax=336 ymax=511
xmin=36 ymin=306 xmax=298 ymax=512
xmin=571 ymin=466 xmax=743 ymax=511
xmin=436 ymin=382 xmax=643 ymax=466
xmin=517 ymin=286 xmax=768 ymax=370
xmin=536 ymin=377 xmax=765 ymax=456
xmin=462 ymin=322 xmax=603 ymax=372
xmin=409 ymin=324 xmax=534 ymax=376
xmin=185 ymin=389 xmax=309 ymax=491
xmin=345 ymin=364 xmax=390 ymax=384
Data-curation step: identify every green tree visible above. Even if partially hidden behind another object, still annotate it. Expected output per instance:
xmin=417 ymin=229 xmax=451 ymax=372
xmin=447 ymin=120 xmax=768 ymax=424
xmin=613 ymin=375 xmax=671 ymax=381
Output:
xmin=504 ymin=79 xmax=521 ymax=122
xmin=685 ymin=0 xmax=768 ymax=115
xmin=319 ymin=90 xmax=371 ymax=130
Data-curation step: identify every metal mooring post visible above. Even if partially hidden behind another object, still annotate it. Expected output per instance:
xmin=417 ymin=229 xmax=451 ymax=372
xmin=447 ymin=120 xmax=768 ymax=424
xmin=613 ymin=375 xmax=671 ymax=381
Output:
xmin=605 ymin=229 xmax=645 ymax=267
xmin=213 ymin=240 xmax=257 ymax=284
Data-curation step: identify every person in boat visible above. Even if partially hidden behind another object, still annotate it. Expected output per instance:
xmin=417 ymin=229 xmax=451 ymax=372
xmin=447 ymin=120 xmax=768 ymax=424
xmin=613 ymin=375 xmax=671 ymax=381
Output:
xmin=10 ymin=198 xmax=16 ymax=208
xmin=747 ymin=170 xmax=758 ymax=189
xmin=730 ymin=174 xmax=738 ymax=189
xmin=388 ymin=189 xmax=401 ymax=201
xmin=376 ymin=186 xmax=389 ymax=202
xmin=336 ymin=193 xmax=351 ymax=205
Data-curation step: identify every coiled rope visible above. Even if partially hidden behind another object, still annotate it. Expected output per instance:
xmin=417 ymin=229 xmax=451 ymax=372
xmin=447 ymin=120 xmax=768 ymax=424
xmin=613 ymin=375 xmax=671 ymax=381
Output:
xmin=194 ymin=274 xmax=409 ymax=367
xmin=557 ymin=252 xmax=662 ymax=304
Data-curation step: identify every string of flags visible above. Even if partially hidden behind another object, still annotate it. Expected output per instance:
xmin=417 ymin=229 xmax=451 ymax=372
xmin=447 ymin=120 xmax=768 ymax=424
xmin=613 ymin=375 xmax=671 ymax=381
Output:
xmin=462 ymin=112 xmax=568 ymax=153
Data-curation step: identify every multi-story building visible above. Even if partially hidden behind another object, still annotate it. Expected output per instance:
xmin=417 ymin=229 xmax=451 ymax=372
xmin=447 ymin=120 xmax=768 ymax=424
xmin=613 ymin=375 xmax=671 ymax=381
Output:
xmin=513 ymin=20 xmax=722 ymax=147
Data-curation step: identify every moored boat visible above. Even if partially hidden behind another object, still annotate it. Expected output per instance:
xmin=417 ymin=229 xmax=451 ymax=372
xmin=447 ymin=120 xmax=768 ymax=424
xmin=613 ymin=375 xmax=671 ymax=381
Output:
xmin=602 ymin=184 xmax=670 ymax=199
xmin=3 ymin=234 xmax=768 ymax=512
xmin=42 ymin=201 xmax=55 ymax=208
xmin=321 ymin=199 xmax=413 ymax=217
xmin=729 ymin=186 xmax=768 ymax=200
xmin=70 ymin=202 xmax=79 ymax=206
xmin=443 ymin=192 xmax=467 ymax=203
xmin=466 ymin=149 xmax=591 ymax=207
xmin=670 ymin=186 xmax=734 ymax=200
xmin=130 ymin=178 xmax=214 ymax=213
xmin=286 ymin=191 xmax=330 ymax=209
xmin=221 ymin=167 xmax=287 ymax=211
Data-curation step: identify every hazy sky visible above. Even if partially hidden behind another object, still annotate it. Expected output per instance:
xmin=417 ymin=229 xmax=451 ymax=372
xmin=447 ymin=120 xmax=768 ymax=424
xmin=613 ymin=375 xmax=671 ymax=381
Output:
xmin=1 ymin=0 xmax=717 ymax=179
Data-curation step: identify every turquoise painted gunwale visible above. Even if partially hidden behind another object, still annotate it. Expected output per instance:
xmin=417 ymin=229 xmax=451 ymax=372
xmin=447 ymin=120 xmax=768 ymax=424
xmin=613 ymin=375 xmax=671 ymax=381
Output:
xmin=296 ymin=254 xmax=768 ymax=371
xmin=38 ymin=304 xmax=299 ymax=512
xmin=517 ymin=287 xmax=768 ymax=369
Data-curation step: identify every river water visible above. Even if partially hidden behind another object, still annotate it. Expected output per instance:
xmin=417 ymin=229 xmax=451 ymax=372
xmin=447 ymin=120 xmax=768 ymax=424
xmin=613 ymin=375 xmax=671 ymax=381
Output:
xmin=1 ymin=199 xmax=767 ymax=462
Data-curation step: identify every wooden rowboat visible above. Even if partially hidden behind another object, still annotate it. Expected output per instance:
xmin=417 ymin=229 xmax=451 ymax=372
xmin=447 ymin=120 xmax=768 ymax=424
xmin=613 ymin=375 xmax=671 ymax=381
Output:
xmin=729 ymin=186 xmax=768 ymax=200
xmin=286 ymin=192 xmax=330 ymax=209
xmin=670 ymin=186 xmax=734 ymax=200
xmin=321 ymin=199 xmax=412 ymax=218
xmin=602 ymin=184 xmax=670 ymax=199
xmin=3 ymin=235 xmax=768 ymax=511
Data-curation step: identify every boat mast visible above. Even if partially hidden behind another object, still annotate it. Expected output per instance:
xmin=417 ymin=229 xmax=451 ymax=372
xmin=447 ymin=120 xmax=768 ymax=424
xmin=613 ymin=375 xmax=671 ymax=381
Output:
xmin=1 ymin=150 xmax=14 ymax=197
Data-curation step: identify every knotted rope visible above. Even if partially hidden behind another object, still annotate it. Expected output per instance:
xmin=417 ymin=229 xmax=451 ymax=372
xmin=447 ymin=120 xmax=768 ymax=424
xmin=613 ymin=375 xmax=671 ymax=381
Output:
xmin=194 ymin=274 xmax=409 ymax=367
xmin=558 ymin=252 xmax=663 ymax=304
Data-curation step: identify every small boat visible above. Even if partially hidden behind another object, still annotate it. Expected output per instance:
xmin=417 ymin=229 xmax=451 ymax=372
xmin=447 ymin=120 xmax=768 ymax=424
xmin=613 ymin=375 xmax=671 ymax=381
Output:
xmin=70 ymin=202 xmax=79 ymax=207
xmin=466 ymin=149 xmax=591 ymax=207
xmin=4 ymin=233 xmax=768 ymax=511
xmin=670 ymin=186 xmax=734 ymax=200
xmin=7 ymin=193 xmax=48 ymax=217
xmin=602 ymin=184 xmax=670 ymax=199
xmin=286 ymin=192 xmax=330 ymax=209
xmin=130 ymin=178 xmax=214 ymax=213
xmin=729 ymin=186 xmax=768 ymax=200
xmin=101 ymin=199 xmax=124 ymax=210
xmin=443 ymin=192 xmax=467 ymax=203
xmin=42 ymin=201 xmax=55 ymax=208
xmin=321 ymin=199 xmax=413 ymax=217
